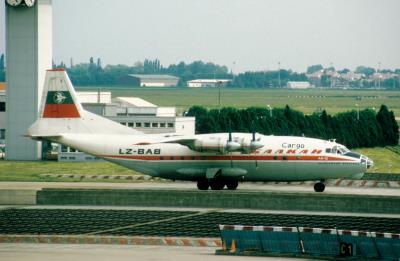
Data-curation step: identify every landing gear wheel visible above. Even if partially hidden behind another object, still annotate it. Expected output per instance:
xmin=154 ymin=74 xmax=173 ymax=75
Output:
xmin=314 ymin=182 xmax=325 ymax=192
xmin=197 ymin=179 xmax=209 ymax=190
xmin=226 ymin=180 xmax=239 ymax=190
xmin=210 ymin=180 xmax=225 ymax=190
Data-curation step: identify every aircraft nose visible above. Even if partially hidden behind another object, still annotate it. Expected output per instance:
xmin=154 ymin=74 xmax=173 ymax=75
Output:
xmin=361 ymin=155 xmax=374 ymax=169
xmin=366 ymin=157 xmax=374 ymax=169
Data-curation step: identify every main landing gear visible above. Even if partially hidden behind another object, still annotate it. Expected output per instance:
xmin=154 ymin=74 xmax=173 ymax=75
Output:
xmin=314 ymin=182 xmax=325 ymax=192
xmin=197 ymin=179 xmax=239 ymax=191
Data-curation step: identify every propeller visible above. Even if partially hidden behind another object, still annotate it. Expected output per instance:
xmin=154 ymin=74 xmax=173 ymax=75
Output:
xmin=228 ymin=121 xmax=233 ymax=167
xmin=249 ymin=119 xmax=263 ymax=151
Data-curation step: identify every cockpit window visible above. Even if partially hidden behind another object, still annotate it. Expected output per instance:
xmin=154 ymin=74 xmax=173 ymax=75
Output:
xmin=338 ymin=146 xmax=350 ymax=154
xmin=327 ymin=145 xmax=350 ymax=154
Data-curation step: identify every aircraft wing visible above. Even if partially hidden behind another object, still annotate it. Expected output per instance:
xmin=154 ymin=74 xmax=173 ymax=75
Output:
xmin=162 ymin=138 xmax=197 ymax=150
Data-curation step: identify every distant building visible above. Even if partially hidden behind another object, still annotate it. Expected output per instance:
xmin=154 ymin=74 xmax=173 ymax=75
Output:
xmin=340 ymin=72 xmax=365 ymax=81
xmin=287 ymin=81 xmax=311 ymax=89
xmin=117 ymin=74 xmax=179 ymax=87
xmin=187 ymin=79 xmax=231 ymax=88
xmin=78 ymin=92 xmax=194 ymax=135
xmin=306 ymin=70 xmax=323 ymax=86
xmin=372 ymin=72 xmax=396 ymax=81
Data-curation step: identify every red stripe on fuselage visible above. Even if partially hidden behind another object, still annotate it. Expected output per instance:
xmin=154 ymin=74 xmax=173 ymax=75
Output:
xmin=43 ymin=104 xmax=80 ymax=118
xmin=101 ymin=154 xmax=354 ymax=162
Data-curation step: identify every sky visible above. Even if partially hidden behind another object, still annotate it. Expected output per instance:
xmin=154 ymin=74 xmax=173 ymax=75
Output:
xmin=1 ymin=0 xmax=400 ymax=73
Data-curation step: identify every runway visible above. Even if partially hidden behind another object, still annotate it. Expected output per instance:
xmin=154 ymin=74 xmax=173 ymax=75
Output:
xmin=1 ymin=181 xmax=399 ymax=260
xmin=1 ymin=181 xmax=399 ymax=196
xmin=0 ymin=243 xmax=310 ymax=261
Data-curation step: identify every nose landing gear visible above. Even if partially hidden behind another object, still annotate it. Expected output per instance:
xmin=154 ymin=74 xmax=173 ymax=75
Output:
xmin=314 ymin=182 xmax=325 ymax=192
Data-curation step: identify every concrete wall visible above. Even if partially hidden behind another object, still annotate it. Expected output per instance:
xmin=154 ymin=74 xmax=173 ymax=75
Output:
xmin=0 ymin=189 xmax=37 ymax=204
xmin=36 ymin=189 xmax=400 ymax=214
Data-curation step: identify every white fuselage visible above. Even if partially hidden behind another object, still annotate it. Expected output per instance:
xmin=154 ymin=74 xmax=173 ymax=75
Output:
xmin=53 ymin=133 xmax=369 ymax=182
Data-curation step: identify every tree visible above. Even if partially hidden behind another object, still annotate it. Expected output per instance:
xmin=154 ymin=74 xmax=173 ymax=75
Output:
xmin=0 ymin=54 xmax=4 ymax=71
xmin=355 ymin=66 xmax=375 ymax=77
xmin=376 ymin=105 xmax=399 ymax=145
xmin=0 ymin=54 xmax=5 ymax=82
xmin=307 ymin=64 xmax=323 ymax=74
xmin=187 ymin=104 xmax=397 ymax=149
xmin=338 ymin=68 xmax=350 ymax=74
xmin=97 ymin=58 xmax=102 ymax=69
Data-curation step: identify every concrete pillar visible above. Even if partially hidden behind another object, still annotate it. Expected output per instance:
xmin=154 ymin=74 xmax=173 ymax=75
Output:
xmin=5 ymin=0 xmax=52 ymax=160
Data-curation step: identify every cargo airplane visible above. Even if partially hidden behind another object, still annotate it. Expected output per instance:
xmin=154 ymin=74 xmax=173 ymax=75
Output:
xmin=27 ymin=69 xmax=373 ymax=192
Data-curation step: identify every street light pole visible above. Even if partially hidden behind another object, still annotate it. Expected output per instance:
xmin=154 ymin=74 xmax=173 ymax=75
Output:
xmin=218 ymin=81 xmax=222 ymax=108
xmin=267 ymin=104 xmax=272 ymax=117
xmin=278 ymin=62 xmax=281 ymax=88
xmin=378 ymin=62 xmax=381 ymax=89
xmin=355 ymin=104 xmax=359 ymax=120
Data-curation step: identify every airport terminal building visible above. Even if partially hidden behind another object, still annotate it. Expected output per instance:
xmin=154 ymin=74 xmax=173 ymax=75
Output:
xmin=78 ymin=92 xmax=194 ymax=135
xmin=60 ymin=91 xmax=195 ymax=161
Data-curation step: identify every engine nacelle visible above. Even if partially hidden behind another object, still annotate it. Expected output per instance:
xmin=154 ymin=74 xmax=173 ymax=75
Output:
xmin=234 ymin=136 xmax=264 ymax=153
xmin=191 ymin=134 xmax=264 ymax=154
xmin=250 ymin=140 xmax=264 ymax=151
xmin=193 ymin=137 xmax=241 ymax=153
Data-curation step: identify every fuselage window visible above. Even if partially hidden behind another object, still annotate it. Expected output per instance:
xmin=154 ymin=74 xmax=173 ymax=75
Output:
xmin=326 ymin=148 xmax=331 ymax=153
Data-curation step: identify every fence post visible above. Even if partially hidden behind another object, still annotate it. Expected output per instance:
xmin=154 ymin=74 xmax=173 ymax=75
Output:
xmin=369 ymin=231 xmax=382 ymax=259
xmin=296 ymin=226 xmax=305 ymax=254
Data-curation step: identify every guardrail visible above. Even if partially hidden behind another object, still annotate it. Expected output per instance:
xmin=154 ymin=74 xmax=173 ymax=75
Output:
xmin=218 ymin=225 xmax=400 ymax=260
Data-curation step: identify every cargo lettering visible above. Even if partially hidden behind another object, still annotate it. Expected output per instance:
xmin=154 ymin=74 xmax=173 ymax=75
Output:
xmin=282 ymin=143 xmax=305 ymax=149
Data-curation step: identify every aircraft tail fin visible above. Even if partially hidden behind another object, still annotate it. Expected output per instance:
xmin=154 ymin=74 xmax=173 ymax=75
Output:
xmin=40 ymin=68 xmax=82 ymax=119
xmin=28 ymin=69 xmax=141 ymax=138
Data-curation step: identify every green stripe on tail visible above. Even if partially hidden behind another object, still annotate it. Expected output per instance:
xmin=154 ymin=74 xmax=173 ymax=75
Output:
xmin=46 ymin=91 xmax=74 ymax=105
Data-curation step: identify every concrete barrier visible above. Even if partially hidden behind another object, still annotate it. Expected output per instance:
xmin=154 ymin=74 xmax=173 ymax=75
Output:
xmin=218 ymin=225 xmax=400 ymax=260
xmin=0 ymin=190 xmax=37 ymax=205
xmin=37 ymin=188 xmax=400 ymax=214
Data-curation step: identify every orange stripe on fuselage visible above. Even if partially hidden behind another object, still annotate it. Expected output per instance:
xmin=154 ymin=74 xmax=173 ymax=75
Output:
xmin=102 ymin=155 xmax=354 ymax=162
xmin=43 ymin=104 xmax=80 ymax=118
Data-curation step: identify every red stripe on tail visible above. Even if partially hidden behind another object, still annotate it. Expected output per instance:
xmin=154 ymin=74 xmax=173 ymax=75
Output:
xmin=43 ymin=104 xmax=80 ymax=118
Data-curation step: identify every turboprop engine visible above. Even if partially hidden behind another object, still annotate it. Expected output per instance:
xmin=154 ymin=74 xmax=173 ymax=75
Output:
xmin=193 ymin=136 xmax=241 ymax=153
xmin=234 ymin=132 xmax=264 ymax=153
xmin=192 ymin=133 xmax=263 ymax=154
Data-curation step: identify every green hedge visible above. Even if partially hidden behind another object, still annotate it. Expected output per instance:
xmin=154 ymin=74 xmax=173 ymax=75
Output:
xmin=187 ymin=105 xmax=399 ymax=149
